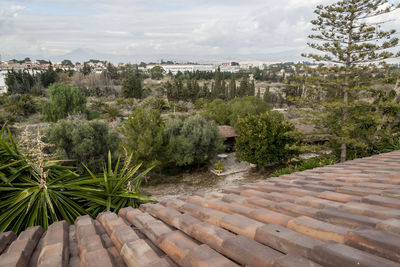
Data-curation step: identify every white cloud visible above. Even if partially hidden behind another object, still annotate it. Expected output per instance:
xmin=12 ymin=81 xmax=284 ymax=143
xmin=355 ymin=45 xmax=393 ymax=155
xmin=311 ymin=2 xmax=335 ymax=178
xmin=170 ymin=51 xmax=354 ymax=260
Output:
xmin=1 ymin=0 xmax=398 ymax=63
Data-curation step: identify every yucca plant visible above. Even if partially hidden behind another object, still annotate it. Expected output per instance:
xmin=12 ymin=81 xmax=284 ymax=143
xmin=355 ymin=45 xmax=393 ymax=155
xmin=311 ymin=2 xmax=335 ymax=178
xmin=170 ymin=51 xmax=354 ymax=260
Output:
xmin=0 ymin=126 xmax=87 ymax=233
xmin=0 ymin=126 xmax=154 ymax=233
xmin=70 ymin=151 xmax=155 ymax=217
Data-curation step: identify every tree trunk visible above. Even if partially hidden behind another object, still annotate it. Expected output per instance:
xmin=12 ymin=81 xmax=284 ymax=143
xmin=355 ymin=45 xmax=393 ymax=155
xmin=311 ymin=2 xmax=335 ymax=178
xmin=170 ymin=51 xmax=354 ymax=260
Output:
xmin=341 ymin=83 xmax=349 ymax=163
xmin=341 ymin=16 xmax=353 ymax=163
xmin=340 ymin=142 xmax=347 ymax=163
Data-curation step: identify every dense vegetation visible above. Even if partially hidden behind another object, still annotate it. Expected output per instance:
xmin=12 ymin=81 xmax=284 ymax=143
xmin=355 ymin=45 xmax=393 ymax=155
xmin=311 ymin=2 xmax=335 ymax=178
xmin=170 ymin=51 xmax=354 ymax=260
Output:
xmin=302 ymin=0 xmax=400 ymax=162
xmin=42 ymin=83 xmax=87 ymax=122
xmin=164 ymin=114 xmax=223 ymax=168
xmin=121 ymin=108 xmax=224 ymax=172
xmin=121 ymin=108 xmax=165 ymax=171
xmin=204 ymin=96 xmax=270 ymax=126
xmin=1 ymin=0 xmax=400 ymax=234
xmin=44 ymin=120 xmax=120 ymax=173
xmin=235 ymin=111 xmax=299 ymax=167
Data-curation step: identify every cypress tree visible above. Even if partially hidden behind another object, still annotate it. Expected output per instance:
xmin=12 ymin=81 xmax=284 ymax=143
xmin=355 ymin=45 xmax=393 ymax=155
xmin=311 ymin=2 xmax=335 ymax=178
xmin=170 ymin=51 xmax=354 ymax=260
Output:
xmin=238 ymin=76 xmax=249 ymax=97
xmin=249 ymin=80 xmax=255 ymax=96
xmin=229 ymin=75 xmax=236 ymax=99
xmin=214 ymin=67 xmax=222 ymax=98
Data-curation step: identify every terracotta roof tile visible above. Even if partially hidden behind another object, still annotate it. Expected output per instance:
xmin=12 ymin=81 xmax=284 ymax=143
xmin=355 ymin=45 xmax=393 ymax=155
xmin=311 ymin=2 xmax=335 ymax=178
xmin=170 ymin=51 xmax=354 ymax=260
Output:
xmin=217 ymin=125 xmax=238 ymax=138
xmin=2 ymin=150 xmax=400 ymax=266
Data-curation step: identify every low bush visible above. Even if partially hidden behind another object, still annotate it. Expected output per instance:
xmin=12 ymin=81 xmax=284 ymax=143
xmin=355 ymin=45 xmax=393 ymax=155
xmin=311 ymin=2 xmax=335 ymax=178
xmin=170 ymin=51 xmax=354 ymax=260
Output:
xmin=272 ymin=156 xmax=337 ymax=176
xmin=204 ymin=96 xmax=270 ymax=126
xmin=3 ymin=94 xmax=37 ymax=117
xmin=44 ymin=120 xmax=120 ymax=173
xmin=164 ymin=114 xmax=224 ymax=167
xmin=42 ymin=83 xmax=87 ymax=122
xmin=214 ymin=160 xmax=224 ymax=171
xmin=101 ymin=104 xmax=121 ymax=121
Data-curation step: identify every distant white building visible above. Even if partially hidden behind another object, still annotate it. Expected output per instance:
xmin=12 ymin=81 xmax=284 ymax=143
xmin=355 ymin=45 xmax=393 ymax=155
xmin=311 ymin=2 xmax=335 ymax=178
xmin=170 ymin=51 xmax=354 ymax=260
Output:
xmin=220 ymin=66 xmax=240 ymax=73
xmin=146 ymin=64 xmax=215 ymax=75
xmin=193 ymin=65 xmax=214 ymax=72
xmin=0 ymin=71 xmax=7 ymax=94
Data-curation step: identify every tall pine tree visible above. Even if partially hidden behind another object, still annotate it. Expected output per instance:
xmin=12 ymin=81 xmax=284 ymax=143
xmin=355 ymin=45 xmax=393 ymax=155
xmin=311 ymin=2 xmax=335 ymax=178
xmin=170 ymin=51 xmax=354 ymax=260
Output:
xmin=303 ymin=0 xmax=400 ymax=162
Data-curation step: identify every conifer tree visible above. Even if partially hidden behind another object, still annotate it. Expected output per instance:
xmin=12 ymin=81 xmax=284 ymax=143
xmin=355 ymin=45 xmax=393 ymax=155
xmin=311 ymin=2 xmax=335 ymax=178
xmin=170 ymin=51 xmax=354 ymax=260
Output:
xmin=303 ymin=0 xmax=400 ymax=162
xmin=249 ymin=80 xmax=256 ymax=96
xmin=229 ymin=75 xmax=237 ymax=99
xmin=121 ymin=70 xmax=142 ymax=99
xmin=214 ymin=67 xmax=222 ymax=98
xmin=220 ymin=80 xmax=227 ymax=100
xmin=210 ymin=82 xmax=216 ymax=99
xmin=198 ymin=84 xmax=209 ymax=99
xmin=238 ymin=76 xmax=249 ymax=97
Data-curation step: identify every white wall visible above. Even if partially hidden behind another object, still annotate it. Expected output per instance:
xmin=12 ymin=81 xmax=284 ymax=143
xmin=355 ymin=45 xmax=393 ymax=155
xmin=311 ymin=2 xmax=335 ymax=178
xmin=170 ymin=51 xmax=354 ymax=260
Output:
xmin=0 ymin=71 xmax=7 ymax=94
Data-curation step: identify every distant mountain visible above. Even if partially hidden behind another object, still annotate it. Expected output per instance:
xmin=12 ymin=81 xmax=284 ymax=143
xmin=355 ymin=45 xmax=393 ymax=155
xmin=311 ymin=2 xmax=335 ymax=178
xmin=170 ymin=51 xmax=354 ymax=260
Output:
xmin=52 ymin=48 xmax=118 ymax=63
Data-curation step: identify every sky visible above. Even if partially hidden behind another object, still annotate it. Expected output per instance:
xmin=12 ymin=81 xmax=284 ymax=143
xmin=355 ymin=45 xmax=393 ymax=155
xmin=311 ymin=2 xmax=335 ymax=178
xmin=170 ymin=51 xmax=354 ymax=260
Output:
xmin=1 ymin=0 xmax=399 ymax=63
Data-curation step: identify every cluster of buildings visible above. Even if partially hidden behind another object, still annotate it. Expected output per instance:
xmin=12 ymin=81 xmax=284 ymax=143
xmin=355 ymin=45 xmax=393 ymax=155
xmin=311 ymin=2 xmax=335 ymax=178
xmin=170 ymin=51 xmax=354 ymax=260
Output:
xmin=142 ymin=63 xmax=242 ymax=75
xmin=0 ymin=60 xmax=75 ymax=72
xmin=0 ymin=57 xmax=275 ymax=74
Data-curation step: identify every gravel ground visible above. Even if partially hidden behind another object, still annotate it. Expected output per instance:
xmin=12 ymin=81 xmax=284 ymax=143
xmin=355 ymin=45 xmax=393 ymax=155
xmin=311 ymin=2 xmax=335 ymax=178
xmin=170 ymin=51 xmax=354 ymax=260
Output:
xmin=143 ymin=153 xmax=271 ymax=201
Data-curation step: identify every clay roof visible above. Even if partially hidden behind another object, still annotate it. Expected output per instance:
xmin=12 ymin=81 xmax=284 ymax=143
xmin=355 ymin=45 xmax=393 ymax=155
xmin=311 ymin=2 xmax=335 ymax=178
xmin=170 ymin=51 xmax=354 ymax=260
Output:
xmin=218 ymin=125 xmax=238 ymax=138
xmin=1 ymin=151 xmax=400 ymax=266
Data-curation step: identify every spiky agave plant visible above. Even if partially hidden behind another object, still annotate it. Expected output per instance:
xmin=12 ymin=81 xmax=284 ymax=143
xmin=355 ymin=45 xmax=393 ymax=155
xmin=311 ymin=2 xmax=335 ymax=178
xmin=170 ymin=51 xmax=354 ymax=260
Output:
xmin=75 ymin=151 xmax=155 ymax=217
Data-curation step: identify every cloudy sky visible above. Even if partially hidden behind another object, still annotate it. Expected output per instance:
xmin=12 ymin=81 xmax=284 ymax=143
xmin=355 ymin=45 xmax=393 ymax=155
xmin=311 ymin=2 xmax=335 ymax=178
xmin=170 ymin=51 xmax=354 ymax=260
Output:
xmin=1 ymin=0 xmax=399 ymax=63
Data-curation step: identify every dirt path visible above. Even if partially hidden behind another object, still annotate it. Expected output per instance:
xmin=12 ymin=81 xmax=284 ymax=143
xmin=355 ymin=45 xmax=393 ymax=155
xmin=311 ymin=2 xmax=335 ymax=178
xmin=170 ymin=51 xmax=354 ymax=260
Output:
xmin=143 ymin=158 xmax=272 ymax=202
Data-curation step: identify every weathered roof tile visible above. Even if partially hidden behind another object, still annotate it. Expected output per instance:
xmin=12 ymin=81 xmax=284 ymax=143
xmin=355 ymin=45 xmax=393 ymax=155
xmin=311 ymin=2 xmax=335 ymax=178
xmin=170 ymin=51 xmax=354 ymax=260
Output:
xmin=3 ymin=150 xmax=400 ymax=266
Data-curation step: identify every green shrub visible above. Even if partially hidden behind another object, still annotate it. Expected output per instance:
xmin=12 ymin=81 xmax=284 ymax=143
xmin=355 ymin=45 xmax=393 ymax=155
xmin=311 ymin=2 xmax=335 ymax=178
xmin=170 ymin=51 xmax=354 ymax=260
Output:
xmin=204 ymin=96 xmax=270 ymax=126
xmin=5 ymin=69 xmax=38 ymax=94
xmin=169 ymin=101 xmax=188 ymax=112
xmin=228 ymin=96 xmax=269 ymax=126
xmin=44 ymin=120 xmax=119 ymax=173
xmin=148 ymin=97 xmax=169 ymax=112
xmin=272 ymin=156 xmax=337 ymax=177
xmin=164 ymin=114 xmax=224 ymax=167
xmin=42 ymin=83 xmax=87 ymax=122
xmin=121 ymin=108 xmax=165 ymax=171
xmin=86 ymin=110 xmax=101 ymax=120
xmin=214 ymin=160 xmax=224 ymax=171
xmin=235 ymin=111 xmax=299 ymax=167
xmin=194 ymin=98 xmax=208 ymax=110
xmin=121 ymin=71 xmax=142 ymax=99
xmin=204 ymin=99 xmax=230 ymax=125
xmin=3 ymin=94 xmax=37 ymax=117
xmin=101 ymin=104 xmax=121 ymax=121
xmin=89 ymin=99 xmax=106 ymax=111
xmin=116 ymin=97 xmax=136 ymax=110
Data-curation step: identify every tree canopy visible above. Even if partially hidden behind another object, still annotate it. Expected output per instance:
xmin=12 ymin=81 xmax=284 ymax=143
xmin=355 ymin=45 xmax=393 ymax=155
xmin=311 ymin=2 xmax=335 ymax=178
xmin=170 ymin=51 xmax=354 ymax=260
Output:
xmin=235 ymin=111 xmax=299 ymax=167
xmin=121 ymin=70 xmax=142 ymax=99
xmin=44 ymin=120 xmax=120 ymax=173
xmin=121 ymin=108 xmax=165 ymax=170
xmin=42 ymin=83 xmax=87 ymax=122
xmin=164 ymin=114 xmax=224 ymax=167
